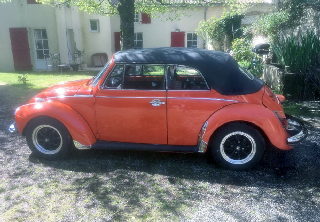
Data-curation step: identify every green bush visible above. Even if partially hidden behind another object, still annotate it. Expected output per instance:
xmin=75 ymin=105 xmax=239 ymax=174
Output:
xmin=18 ymin=74 xmax=28 ymax=85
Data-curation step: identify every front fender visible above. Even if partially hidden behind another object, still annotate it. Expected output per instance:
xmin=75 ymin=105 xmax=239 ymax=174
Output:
xmin=201 ymin=103 xmax=292 ymax=151
xmin=15 ymin=100 xmax=96 ymax=146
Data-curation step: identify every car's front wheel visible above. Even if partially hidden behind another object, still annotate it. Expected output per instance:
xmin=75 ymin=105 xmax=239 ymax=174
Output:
xmin=210 ymin=123 xmax=265 ymax=170
xmin=26 ymin=117 xmax=71 ymax=160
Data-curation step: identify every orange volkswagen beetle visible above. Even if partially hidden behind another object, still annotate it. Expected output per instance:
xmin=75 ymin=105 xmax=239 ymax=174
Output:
xmin=10 ymin=48 xmax=307 ymax=170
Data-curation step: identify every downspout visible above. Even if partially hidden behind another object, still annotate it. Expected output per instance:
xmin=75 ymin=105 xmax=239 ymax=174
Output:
xmin=203 ymin=6 xmax=208 ymax=49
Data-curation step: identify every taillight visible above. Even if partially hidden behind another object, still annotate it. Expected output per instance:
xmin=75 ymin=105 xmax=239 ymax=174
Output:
xmin=274 ymin=111 xmax=288 ymax=127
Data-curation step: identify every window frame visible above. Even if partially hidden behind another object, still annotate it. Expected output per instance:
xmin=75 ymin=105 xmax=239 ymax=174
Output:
xmin=89 ymin=19 xmax=100 ymax=32
xmin=103 ymin=63 xmax=166 ymax=90
xmin=34 ymin=29 xmax=49 ymax=60
xmin=134 ymin=32 xmax=143 ymax=49
xmin=166 ymin=64 xmax=210 ymax=90
xmin=186 ymin=32 xmax=198 ymax=48
xmin=134 ymin=13 xmax=141 ymax=23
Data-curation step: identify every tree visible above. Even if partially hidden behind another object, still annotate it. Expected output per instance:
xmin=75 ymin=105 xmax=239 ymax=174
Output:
xmin=36 ymin=0 xmax=237 ymax=50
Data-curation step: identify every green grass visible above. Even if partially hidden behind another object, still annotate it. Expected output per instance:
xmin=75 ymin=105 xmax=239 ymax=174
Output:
xmin=0 ymin=71 xmax=96 ymax=89
xmin=0 ymin=71 xmax=96 ymax=107
xmin=283 ymin=101 xmax=320 ymax=117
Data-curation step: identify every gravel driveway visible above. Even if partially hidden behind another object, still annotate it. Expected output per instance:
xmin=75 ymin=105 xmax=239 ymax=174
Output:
xmin=0 ymin=98 xmax=319 ymax=221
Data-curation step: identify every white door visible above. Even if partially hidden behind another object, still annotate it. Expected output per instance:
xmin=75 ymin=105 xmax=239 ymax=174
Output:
xmin=33 ymin=29 xmax=50 ymax=70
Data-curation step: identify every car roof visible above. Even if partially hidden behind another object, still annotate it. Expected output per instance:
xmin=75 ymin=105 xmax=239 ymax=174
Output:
xmin=113 ymin=47 xmax=230 ymax=65
xmin=113 ymin=47 xmax=263 ymax=95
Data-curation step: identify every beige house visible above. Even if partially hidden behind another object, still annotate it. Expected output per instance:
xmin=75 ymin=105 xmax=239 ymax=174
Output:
xmin=0 ymin=0 xmax=274 ymax=71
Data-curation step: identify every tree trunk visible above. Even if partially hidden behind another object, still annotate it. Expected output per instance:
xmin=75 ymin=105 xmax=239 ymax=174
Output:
xmin=118 ymin=0 xmax=135 ymax=50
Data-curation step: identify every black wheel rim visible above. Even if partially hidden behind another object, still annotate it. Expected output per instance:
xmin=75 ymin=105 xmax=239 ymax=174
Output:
xmin=220 ymin=131 xmax=256 ymax=164
xmin=32 ymin=125 xmax=63 ymax=154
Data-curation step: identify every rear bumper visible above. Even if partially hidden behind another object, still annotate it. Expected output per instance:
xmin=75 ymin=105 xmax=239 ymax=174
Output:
xmin=286 ymin=115 xmax=308 ymax=146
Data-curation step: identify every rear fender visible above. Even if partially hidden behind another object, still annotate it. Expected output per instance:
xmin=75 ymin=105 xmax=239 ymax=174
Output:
xmin=200 ymin=103 xmax=292 ymax=152
xmin=15 ymin=101 xmax=96 ymax=146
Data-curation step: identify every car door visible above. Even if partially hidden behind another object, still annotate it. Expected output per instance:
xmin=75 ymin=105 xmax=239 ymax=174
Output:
xmin=166 ymin=65 xmax=236 ymax=146
xmin=95 ymin=64 xmax=167 ymax=145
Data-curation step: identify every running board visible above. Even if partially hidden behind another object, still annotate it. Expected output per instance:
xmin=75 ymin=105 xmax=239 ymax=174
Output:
xmin=91 ymin=141 xmax=198 ymax=153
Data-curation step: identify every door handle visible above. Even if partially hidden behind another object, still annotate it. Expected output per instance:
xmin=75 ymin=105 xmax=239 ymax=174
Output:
xmin=150 ymin=99 xmax=165 ymax=106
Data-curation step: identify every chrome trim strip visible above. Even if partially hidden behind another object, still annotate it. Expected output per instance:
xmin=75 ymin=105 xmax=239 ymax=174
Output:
xmin=73 ymin=140 xmax=92 ymax=150
xmin=102 ymin=88 xmax=167 ymax=92
xmin=168 ymin=97 xmax=238 ymax=102
xmin=197 ymin=121 xmax=208 ymax=152
xmin=74 ymin=94 xmax=94 ymax=97
xmin=47 ymin=95 xmax=94 ymax=99
xmin=96 ymin=96 xmax=166 ymax=99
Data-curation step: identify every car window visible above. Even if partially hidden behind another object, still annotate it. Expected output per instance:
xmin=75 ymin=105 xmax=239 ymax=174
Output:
xmin=239 ymin=66 xmax=254 ymax=80
xmin=166 ymin=65 xmax=209 ymax=90
xmin=104 ymin=64 xmax=125 ymax=89
xmin=104 ymin=64 xmax=165 ymax=90
xmin=91 ymin=61 xmax=111 ymax=86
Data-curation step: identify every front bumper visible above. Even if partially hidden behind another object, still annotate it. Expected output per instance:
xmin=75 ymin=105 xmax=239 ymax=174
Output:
xmin=286 ymin=115 xmax=308 ymax=146
xmin=9 ymin=122 xmax=16 ymax=133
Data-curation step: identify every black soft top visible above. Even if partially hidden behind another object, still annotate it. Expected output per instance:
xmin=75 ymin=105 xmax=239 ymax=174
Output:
xmin=113 ymin=47 xmax=263 ymax=95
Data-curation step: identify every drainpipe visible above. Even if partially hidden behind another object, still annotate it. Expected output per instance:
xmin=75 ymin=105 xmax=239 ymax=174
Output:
xmin=203 ymin=6 xmax=208 ymax=49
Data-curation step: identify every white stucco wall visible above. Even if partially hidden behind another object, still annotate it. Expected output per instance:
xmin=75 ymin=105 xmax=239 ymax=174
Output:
xmin=0 ymin=2 xmax=275 ymax=71
xmin=80 ymin=12 xmax=113 ymax=66
xmin=0 ymin=0 xmax=59 ymax=71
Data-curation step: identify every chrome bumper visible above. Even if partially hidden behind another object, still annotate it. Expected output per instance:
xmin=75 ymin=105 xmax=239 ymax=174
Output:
xmin=286 ymin=115 xmax=308 ymax=146
xmin=9 ymin=123 xmax=16 ymax=133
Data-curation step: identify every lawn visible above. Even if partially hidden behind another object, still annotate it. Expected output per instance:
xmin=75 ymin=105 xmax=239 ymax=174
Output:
xmin=0 ymin=71 xmax=319 ymax=221
xmin=0 ymin=71 xmax=95 ymax=109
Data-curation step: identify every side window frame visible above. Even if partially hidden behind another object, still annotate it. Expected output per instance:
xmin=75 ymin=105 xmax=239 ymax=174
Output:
xmin=166 ymin=64 xmax=210 ymax=90
xmin=103 ymin=63 xmax=166 ymax=90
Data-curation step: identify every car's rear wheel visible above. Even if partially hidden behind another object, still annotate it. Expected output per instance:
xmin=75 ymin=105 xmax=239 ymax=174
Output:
xmin=26 ymin=117 xmax=71 ymax=160
xmin=211 ymin=123 xmax=265 ymax=170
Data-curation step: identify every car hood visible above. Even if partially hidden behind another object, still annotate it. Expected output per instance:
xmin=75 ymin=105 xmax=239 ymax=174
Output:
xmin=30 ymin=79 xmax=90 ymax=102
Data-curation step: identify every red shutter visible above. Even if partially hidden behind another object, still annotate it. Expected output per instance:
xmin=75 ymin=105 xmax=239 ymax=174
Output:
xmin=171 ymin=32 xmax=185 ymax=47
xmin=114 ymin=32 xmax=121 ymax=52
xmin=141 ymin=13 xmax=151 ymax=24
xmin=9 ymin=28 xmax=33 ymax=71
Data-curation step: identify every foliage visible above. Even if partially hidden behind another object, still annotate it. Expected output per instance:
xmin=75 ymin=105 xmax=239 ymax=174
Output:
xmin=17 ymin=74 xmax=28 ymax=85
xmin=197 ymin=12 xmax=244 ymax=50
xmin=271 ymin=31 xmax=320 ymax=73
xmin=73 ymin=45 xmax=85 ymax=64
xmin=231 ymin=38 xmax=252 ymax=66
xmin=250 ymin=11 xmax=290 ymax=41
xmin=250 ymin=0 xmax=318 ymax=41
xmin=271 ymin=31 xmax=320 ymax=99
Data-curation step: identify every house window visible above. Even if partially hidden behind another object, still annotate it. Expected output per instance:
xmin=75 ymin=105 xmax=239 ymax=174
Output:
xmin=27 ymin=0 xmax=40 ymax=4
xmin=134 ymin=33 xmax=143 ymax=48
xmin=186 ymin=33 xmax=198 ymax=48
xmin=34 ymin=29 xmax=49 ymax=60
xmin=90 ymin=19 xmax=99 ymax=32
xmin=134 ymin=13 xmax=141 ymax=23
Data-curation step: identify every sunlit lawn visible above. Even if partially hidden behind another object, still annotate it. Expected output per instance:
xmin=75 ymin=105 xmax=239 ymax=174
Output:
xmin=0 ymin=71 xmax=96 ymax=89
xmin=0 ymin=71 xmax=97 ymax=108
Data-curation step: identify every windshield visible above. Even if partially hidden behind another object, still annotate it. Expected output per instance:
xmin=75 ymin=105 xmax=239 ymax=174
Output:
xmin=238 ymin=66 xmax=254 ymax=80
xmin=90 ymin=61 xmax=111 ymax=86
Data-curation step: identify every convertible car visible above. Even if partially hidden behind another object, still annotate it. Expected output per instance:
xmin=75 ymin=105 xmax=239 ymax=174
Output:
xmin=10 ymin=48 xmax=307 ymax=170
